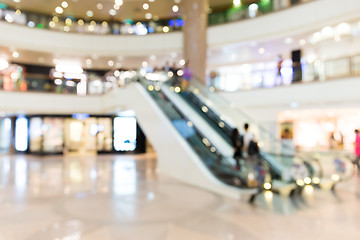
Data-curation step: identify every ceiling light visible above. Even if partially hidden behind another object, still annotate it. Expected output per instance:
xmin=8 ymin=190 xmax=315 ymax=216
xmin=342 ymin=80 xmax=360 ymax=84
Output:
xmin=65 ymin=80 xmax=76 ymax=87
xmin=86 ymin=10 xmax=93 ymax=17
xmin=55 ymin=6 xmax=63 ymax=14
xmin=115 ymin=0 xmax=123 ymax=6
xmin=114 ymin=4 xmax=120 ymax=10
xmin=143 ymin=3 xmax=149 ymax=10
xmin=52 ymin=16 xmax=59 ymax=22
xmin=78 ymin=19 xmax=84 ymax=25
xmin=142 ymin=61 xmax=148 ymax=67
xmin=54 ymin=79 xmax=63 ymax=85
xmin=149 ymin=0 xmax=155 ymax=2
xmin=233 ymin=0 xmax=241 ymax=7
xmin=13 ymin=0 xmax=21 ymax=3
xmin=5 ymin=14 xmax=14 ymax=23
xmin=12 ymin=51 xmax=20 ymax=58
xmin=61 ymin=1 xmax=68 ymax=8
xmin=162 ymin=26 xmax=169 ymax=33
xmin=284 ymin=37 xmax=293 ymax=44
xmin=145 ymin=13 xmax=152 ymax=19
xmin=15 ymin=9 xmax=21 ymax=15
xmin=249 ymin=3 xmax=258 ymax=11
xmin=53 ymin=72 xmax=63 ymax=78
xmin=108 ymin=60 xmax=114 ymax=67
xmin=65 ymin=18 xmax=72 ymax=26
xmin=85 ymin=59 xmax=92 ymax=65
xmin=64 ymin=26 xmax=70 ymax=32
xmin=102 ymin=21 xmax=108 ymax=27
xmin=97 ymin=3 xmax=103 ymax=10
xmin=299 ymin=39 xmax=306 ymax=45
xmin=336 ymin=22 xmax=351 ymax=35
xmin=172 ymin=5 xmax=179 ymax=12
xmin=258 ymin=48 xmax=265 ymax=54
xmin=321 ymin=26 xmax=334 ymax=39
xmin=27 ymin=21 xmax=35 ymax=27
xmin=90 ymin=20 xmax=96 ymax=26
xmin=109 ymin=9 xmax=116 ymax=16
xmin=49 ymin=21 xmax=56 ymax=28
xmin=179 ymin=59 xmax=185 ymax=65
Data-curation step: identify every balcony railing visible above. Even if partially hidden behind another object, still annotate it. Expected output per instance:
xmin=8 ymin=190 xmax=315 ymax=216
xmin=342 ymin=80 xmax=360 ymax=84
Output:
xmin=210 ymin=54 xmax=360 ymax=92
xmin=0 ymin=53 xmax=359 ymax=95
xmin=0 ymin=0 xmax=314 ymax=36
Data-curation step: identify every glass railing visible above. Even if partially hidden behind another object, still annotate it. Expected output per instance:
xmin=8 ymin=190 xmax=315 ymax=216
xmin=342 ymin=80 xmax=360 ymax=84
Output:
xmin=137 ymin=75 xmax=271 ymax=190
xmin=0 ymin=66 xmax=137 ymax=95
xmin=0 ymin=0 xmax=314 ymax=35
xmin=211 ymin=54 xmax=360 ymax=92
xmin=1 ymin=52 xmax=359 ymax=97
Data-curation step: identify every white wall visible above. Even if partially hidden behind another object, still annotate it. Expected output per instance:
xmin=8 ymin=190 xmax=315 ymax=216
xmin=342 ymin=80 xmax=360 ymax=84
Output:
xmin=0 ymin=22 xmax=182 ymax=57
xmin=0 ymin=90 xmax=104 ymax=114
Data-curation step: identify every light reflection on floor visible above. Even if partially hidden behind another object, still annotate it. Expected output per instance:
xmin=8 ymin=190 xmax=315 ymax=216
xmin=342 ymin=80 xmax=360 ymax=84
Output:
xmin=0 ymin=154 xmax=359 ymax=240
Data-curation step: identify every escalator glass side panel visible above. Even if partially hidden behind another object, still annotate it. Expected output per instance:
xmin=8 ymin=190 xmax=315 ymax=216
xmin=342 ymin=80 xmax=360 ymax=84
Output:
xmin=138 ymin=76 xmax=271 ymax=189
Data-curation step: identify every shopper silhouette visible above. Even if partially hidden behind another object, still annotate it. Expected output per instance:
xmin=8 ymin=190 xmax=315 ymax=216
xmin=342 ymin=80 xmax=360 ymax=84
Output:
xmin=276 ymin=55 xmax=283 ymax=85
xmin=181 ymin=61 xmax=192 ymax=91
xmin=231 ymin=128 xmax=243 ymax=170
xmin=354 ymin=129 xmax=360 ymax=175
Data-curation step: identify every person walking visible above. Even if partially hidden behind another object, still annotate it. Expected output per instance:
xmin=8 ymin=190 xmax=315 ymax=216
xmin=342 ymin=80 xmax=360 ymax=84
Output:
xmin=276 ymin=55 xmax=283 ymax=85
xmin=181 ymin=61 xmax=192 ymax=91
xmin=354 ymin=129 xmax=360 ymax=175
xmin=231 ymin=128 xmax=243 ymax=170
xmin=243 ymin=123 xmax=254 ymax=158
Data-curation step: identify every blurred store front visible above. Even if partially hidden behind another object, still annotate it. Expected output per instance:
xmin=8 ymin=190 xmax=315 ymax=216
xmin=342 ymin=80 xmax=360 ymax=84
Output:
xmin=278 ymin=109 xmax=360 ymax=152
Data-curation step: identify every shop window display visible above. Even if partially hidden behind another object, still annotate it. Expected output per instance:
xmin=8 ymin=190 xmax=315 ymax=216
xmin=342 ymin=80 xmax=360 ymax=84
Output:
xmin=114 ymin=117 xmax=137 ymax=151
xmin=279 ymin=109 xmax=360 ymax=152
xmin=15 ymin=116 xmax=28 ymax=152
xmin=42 ymin=118 xmax=64 ymax=153
xmin=0 ymin=64 xmax=27 ymax=91
xmin=9 ymin=114 xmax=141 ymax=155
xmin=0 ymin=117 xmax=11 ymax=153
xmin=29 ymin=117 xmax=42 ymax=152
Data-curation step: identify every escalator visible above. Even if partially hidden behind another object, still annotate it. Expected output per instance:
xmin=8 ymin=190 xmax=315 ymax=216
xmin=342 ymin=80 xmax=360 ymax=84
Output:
xmin=157 ymin=76 xmax=314 ymax=196
xmin=168 ymin=76 xmax=354 ymax=193
xmin=136 ymin=75 xmax=272 ymax=200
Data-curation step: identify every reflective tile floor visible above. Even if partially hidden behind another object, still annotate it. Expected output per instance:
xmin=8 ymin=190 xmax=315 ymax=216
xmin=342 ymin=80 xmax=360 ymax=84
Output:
xmin=0 ymin=154 xmax=360 ymax=240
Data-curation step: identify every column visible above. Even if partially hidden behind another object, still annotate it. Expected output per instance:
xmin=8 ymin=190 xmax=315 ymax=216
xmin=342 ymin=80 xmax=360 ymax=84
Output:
xmin=182 ymin=0 xmax=208 ymax=84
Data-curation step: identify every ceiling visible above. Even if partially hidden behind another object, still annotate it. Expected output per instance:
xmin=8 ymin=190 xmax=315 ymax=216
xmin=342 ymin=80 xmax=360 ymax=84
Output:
xmin=0 ymin=0 xmax=235 ymax=21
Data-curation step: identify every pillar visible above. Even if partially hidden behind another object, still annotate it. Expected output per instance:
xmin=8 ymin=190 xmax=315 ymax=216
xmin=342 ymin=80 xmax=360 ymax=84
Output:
xmin=182 ymin=0 xmax=208 ymax=84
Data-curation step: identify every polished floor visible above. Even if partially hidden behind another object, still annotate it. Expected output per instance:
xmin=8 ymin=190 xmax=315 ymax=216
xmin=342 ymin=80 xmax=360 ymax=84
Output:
xmin=0 ymin=154 xmax=359 ymax=240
